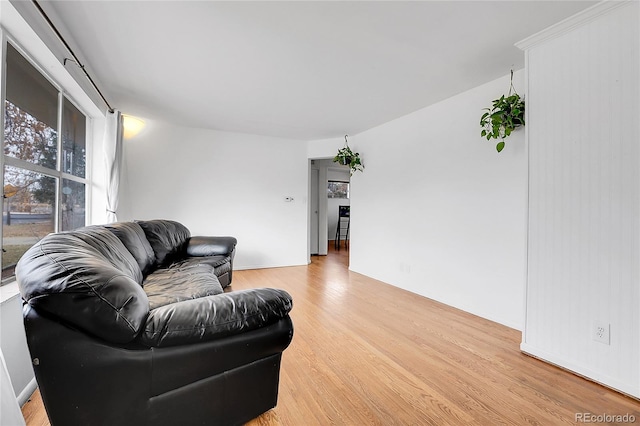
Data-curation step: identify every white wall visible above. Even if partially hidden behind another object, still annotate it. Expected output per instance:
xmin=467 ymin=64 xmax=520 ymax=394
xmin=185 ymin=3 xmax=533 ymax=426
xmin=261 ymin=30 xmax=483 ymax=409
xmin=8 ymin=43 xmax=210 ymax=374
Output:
xmin=348 ymin=72 xmax=528 ymax=330
xmin=119 ymin=120 xmax=309 ymax=269
xmin=519 ymin=1 xmax=640 ymax=397
xmin=308 ymin=136 xmax=348 ymax=160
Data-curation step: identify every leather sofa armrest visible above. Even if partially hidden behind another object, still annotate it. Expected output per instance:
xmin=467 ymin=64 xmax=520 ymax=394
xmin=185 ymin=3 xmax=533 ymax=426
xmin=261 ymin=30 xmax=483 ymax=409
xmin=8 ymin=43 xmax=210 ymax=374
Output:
xmin=139 ymin=288 xmax=292 ymax=347
xmin=186 ymin=236 xmax=237 ymax=257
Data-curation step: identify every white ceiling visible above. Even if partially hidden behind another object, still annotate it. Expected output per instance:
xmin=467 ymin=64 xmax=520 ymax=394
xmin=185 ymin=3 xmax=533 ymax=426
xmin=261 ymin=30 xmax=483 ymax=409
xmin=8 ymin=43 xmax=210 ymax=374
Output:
xmin=44 ymin=0 xmax=595 ymax=140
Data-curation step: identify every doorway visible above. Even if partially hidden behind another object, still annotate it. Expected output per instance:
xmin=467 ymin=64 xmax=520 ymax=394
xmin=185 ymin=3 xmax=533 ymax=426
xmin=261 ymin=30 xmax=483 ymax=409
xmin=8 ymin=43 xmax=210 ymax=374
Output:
xmin=308 ymin=159 xmax=350 ymax=258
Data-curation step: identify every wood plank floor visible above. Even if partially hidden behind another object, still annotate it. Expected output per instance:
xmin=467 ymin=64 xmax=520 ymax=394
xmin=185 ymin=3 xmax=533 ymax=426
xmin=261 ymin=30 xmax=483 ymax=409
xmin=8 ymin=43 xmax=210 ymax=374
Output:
xmin=23 ymin=245 xmax=640 ymax=425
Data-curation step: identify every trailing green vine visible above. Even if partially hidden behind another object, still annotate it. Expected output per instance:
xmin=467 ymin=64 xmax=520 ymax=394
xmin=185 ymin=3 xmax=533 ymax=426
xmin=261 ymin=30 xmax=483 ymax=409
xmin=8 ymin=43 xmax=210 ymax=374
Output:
xmin=480 ymin=70 xmax=525 ymax=152
xmin=333 ymin=135 xmax=364 ymax=175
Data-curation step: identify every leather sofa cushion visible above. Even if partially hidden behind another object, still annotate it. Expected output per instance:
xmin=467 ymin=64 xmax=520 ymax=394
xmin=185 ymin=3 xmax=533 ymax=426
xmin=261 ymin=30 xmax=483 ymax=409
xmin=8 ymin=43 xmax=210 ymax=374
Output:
xmin=104 ymin=221 xmax=156 ymax=277
xmin=177 ymin=257 xmax=232 ymax=287
xmin=137 ymin=219 xmax=191 ymax=267
xmin=140 ymin=288 xmax=293 ymax=347
xmin=144 ymin=263 xmax=223 ymax=310
xmin=175 ymin=256 xmax=230 ymax=270
xmin=187 ymin=236 xmax=237 ymax=257
xmin=16 ymin=226 xmax=149 ymax=343
xmin=211 ymin=260 xmax=232 ymax=279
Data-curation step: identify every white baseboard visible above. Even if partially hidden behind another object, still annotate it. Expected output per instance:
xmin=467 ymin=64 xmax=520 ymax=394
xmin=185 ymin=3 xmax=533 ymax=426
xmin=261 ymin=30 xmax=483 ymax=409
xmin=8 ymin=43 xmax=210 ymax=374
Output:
xmin=17 ymin=377 xmax=37 ymax=406
xmin=520 ymin=343 xmax=639 ymax=399
xmin=234 ymin=262 xmax=308 ymax=271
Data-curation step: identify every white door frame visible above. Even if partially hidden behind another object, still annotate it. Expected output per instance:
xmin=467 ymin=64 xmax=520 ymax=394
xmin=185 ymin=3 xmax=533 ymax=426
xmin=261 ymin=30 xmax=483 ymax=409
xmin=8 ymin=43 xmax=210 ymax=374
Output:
xmin=310 ymin=167 xmax=319 ymax=255
xmin=308 ymin=159 xmax=330 ymax=258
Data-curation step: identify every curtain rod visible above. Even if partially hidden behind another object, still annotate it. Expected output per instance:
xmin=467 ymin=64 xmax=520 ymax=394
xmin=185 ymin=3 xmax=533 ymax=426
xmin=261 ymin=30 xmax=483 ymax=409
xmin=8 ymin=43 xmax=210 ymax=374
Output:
xmin=31 ymin=0 xmax=115 ymax=113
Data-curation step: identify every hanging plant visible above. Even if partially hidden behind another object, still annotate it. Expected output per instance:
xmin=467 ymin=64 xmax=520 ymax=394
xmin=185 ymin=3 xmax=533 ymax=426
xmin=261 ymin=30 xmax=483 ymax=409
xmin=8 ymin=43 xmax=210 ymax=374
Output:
xmin=333 ymin=135 xmax=364 ymax=175
xmin=480 ymin=70 xmax=525 ymax=152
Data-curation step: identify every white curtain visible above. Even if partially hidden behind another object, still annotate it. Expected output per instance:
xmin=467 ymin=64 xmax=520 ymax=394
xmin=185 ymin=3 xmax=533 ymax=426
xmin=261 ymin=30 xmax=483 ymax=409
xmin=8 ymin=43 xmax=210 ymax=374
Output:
xmin=0 ymin=349 xmax=26 ymax=426
xmin=103 ymin=110 xmax=123 ymax=223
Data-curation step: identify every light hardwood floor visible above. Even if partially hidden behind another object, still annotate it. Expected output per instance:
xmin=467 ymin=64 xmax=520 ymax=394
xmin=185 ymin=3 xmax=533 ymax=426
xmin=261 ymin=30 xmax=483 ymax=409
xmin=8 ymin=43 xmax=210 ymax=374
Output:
xmin=22 ymin=244 xmax=640 ymax=425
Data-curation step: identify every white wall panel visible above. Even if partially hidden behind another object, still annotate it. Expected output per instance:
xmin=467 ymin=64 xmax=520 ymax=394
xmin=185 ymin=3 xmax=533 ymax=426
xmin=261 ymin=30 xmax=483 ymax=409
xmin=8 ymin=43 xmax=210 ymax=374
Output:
xmin=520 ymin=1 xmax=640 ymax=397
xmin=119 ymin=121 xmax=309 ymax=270
xmin=348 ymin=71 xmax=528 ymax=330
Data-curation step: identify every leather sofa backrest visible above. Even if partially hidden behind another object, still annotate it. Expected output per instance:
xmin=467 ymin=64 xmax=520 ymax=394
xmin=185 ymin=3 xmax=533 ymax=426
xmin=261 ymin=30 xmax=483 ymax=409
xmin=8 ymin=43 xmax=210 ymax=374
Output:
xmin=16 ymin=226 xmax=149 ymax=344
xmin=104 ymin=221 xmax=157 ymax=277
xmin=137 ymin=220 xmax=191 ymax=267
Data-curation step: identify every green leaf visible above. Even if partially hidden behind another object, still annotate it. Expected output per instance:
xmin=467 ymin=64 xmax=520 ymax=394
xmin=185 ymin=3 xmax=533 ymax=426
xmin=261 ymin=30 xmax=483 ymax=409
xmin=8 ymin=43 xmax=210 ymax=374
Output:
xmin=480 ymin=92 xmax=525 ymax=152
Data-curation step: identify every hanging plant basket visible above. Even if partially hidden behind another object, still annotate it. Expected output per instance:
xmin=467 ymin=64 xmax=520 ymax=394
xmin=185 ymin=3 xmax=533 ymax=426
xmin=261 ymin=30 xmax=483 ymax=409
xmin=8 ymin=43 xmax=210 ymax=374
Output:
xmin=340 ymin=156 xmax=352 ymax=166
xmin=333 ymin=135 xmax=364 ymax=175
xmin=480 ymin=70 xmax=525 ymax=152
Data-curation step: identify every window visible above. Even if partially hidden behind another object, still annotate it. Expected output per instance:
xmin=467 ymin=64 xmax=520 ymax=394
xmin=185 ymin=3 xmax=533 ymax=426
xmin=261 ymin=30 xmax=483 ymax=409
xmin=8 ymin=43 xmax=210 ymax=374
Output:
xmin=2 ymin=43 xmax=89 ymax=281
xmin=327 ymin=180 xmax=349 ymax=199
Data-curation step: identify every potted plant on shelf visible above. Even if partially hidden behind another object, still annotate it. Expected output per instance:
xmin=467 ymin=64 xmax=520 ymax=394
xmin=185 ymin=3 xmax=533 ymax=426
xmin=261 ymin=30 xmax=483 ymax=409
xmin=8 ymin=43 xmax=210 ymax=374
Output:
xmin=333 ymin=135 xmax=364 ymax=175
xmin=480 ymin=70 xmax=525 ymax=152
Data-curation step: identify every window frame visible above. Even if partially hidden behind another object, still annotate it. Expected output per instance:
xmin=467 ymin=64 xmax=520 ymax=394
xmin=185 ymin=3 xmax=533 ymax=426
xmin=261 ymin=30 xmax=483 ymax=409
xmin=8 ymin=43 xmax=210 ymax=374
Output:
xmin=0 ymin=36 xmax=92 ymax=284
xmin=327 ymin=180 xmax=350 ymax=199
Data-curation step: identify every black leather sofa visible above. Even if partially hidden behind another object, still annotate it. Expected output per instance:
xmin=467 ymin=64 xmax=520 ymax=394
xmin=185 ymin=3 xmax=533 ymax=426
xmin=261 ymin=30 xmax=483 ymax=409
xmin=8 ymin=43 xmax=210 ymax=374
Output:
xmin=16 ymin=219 xmax=294 ymax=426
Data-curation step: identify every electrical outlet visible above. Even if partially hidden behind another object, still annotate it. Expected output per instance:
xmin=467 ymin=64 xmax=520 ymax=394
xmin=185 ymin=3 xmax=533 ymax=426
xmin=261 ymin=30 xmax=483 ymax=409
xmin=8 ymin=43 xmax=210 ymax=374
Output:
xmin=593 ymin=322 xmax=610 ymax=345
xmin=398 ymin=262 xmax=412 ymax=274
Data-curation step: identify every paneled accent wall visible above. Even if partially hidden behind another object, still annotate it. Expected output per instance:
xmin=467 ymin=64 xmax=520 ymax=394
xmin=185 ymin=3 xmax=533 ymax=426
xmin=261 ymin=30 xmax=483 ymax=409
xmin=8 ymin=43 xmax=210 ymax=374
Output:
xmin=518 ymin=1 xmax=640 ymax=397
